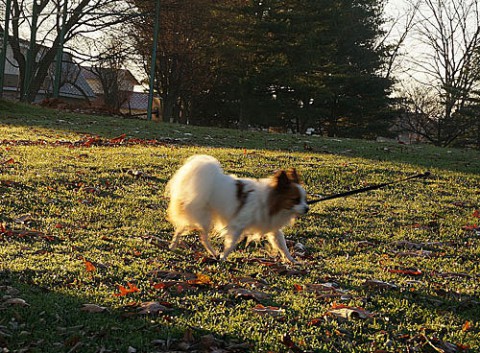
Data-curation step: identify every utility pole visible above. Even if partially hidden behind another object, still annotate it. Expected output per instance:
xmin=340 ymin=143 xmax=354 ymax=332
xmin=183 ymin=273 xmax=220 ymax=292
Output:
xmin=0 ymin=0 xmax=12 ymax=97
xmin=147 ymin=0 xmax=160 ymax=121
xmin=53 ymin=0 xmax=68 ymax=98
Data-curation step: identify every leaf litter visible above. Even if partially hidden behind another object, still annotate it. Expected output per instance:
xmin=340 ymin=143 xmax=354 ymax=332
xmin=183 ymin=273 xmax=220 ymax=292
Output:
xmin=1 ymin=125 xmax=479 ymax=352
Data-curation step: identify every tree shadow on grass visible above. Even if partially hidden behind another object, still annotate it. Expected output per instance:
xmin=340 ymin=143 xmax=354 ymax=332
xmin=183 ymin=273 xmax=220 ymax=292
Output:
xmin=0 ymin=269 xmax=251 ymax=353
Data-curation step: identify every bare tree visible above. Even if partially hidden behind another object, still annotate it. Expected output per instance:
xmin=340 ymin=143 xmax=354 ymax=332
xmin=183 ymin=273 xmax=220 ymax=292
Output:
xmin=0 ymin=0 xmax=135 ymax=102
xmin=380 ymin=1 xmax=420 ymax=81
xmin=401 ymin=0 xmax=480 ymax=146
xmin=129 ymin=0 xmax=217 ymax=124
xmin=397 ymin=85 xmax=466 ymax=145
xmin=85 ymin=36 xmax=133 ymax=112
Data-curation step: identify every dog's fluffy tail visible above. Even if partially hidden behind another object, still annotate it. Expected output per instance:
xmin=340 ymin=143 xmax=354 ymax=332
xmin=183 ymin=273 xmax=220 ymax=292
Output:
xmin=165 ymin=155 xmax=222 ymax=228
xmin=165 ymin=155 xmax=221 ymax=197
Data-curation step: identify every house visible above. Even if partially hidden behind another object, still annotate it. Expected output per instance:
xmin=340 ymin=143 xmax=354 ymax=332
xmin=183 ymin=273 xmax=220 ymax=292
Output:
xmin=125 ymin=92 xmax=163 ymax=121
xmin=81 ymin=66 xmax=139 ymax=112
xmin=81 ymin=66 xmax=162 ymax=119
xmin=0 ymin=33 xmax=95 ymax=103
xmin=1 ymin=33 xmax=160 ymax=118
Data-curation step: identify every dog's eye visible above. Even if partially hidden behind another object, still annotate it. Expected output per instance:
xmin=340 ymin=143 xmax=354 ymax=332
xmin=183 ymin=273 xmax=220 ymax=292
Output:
xmin=293 ymin=197 xmax=301 ymax=204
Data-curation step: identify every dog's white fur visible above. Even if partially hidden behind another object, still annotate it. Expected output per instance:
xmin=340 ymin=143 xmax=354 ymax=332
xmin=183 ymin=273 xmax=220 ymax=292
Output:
xmin=165 ymin=155 xmax=309 ymax=263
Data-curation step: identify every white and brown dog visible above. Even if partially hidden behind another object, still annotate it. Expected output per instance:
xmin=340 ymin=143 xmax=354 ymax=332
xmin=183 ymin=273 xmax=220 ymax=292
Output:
xmin=165 ymin=155 xmax=309 ymax=263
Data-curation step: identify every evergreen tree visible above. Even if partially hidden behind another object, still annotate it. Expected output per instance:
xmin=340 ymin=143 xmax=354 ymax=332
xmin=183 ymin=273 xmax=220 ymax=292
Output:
xmin=206 ymin=0 xmax=393 ymax=136
xmin=129 ymin=0 xmax=393 ymax=137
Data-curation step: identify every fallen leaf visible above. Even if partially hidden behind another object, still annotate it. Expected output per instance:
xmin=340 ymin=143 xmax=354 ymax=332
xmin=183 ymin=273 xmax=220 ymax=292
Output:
xmin=415 ymin=334 xmax=468 ymax=353
xmin=0 ymin=158 xmax=15 ymax=165
xmin=152 ymin=282 xmax=168 ymax=290
xmin=395 ymin=250 xmax=434 ymax=258
xmin=13 ymin=214 xmax=33 ymax=224
xmin=296 ymin=283 xmax=352 ymax=300
xmin=387 ymin=267 xmax=422 ymax=276
xmin=236 ymin=276 xmax=270 ymax=289
xmin=114 ymin=282 xmax=140 ymax=297
xmin=110 ymin=134 xmax=127 ymax=143
xmin=127 ymin=169 xmax=144 ymax=178
xmin=0 ymin=286 xmax=20 ymax=296
xmin=252 ymin=304 xmax=284 ymax=316
xmin=228 ymin=288 xmax=271 ymax=301
xmin=137 ymin=301 xmax=170 ymax=315
xmin=363 ymin=279 xmax=398 ymax=290
xmin=4 ymin=298 xmax=30 ymax=306
xmin=462 ymin=224 xmax=479 ymax=231
xmin=431 ymin=271 xmax=472 ymax=278
xmin=393 ymin=240 xmax=443 ymax=250
xmin=82 ymin=186 xmax=101 ymax=194
xmin=174 ymin=282 xmax=197 ymax=293
xmin=293 ymin=284 xmax=303 ymax=292
xmin=84 ymin=259 xmax=96 ymax=272
xmin=462 ymin=321 xmax=472 ymax=332
xmin=80 ymin=304 xmax=107 ymax=313
xmin=186 ymin=273 xmax=212 ymax=286
xmin=326 ymin=303 xmax=374 ymax=320
xmin=307 ymin=318 xmax=323 ymax=326
xmin=281 ymin=333 xmax=307 ymax=353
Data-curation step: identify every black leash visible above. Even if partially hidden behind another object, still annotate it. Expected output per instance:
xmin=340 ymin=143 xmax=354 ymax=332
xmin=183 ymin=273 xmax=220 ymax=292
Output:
xmin=307 ymin=171 xmax=431 ymax=205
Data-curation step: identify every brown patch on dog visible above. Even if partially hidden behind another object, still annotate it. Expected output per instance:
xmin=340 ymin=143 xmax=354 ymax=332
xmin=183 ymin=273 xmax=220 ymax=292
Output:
xmin=269 ymin=170 xmax=302 ymax=216
xmin=234 ymin=180 xmax=253 ymax=216
xmin=287 ymin=168 xmax=300 ymax=184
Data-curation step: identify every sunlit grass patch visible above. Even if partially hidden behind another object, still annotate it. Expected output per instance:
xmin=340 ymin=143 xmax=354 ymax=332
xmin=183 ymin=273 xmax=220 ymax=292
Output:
xmin=1 ymin=102 xmax=479 ymax=352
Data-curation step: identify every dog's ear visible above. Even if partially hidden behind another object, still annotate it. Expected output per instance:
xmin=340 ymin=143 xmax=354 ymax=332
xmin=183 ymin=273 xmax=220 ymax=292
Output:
xmin=272 ymin=170 xmax=291 ymax=190
xmin=287 ymin=168 xmax=300 ymax=183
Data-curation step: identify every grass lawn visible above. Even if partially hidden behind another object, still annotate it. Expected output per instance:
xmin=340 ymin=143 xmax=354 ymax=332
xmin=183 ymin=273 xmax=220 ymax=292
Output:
xmin=1 ymin=100 xmax=479 ymax=352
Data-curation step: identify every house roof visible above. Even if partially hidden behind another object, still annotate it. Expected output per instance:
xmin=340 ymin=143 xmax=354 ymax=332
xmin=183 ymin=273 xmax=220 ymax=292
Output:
xmin=81 ymin=66 xmax=140 ymax=89
xmin=122 ymin=91 xmax=149 ymax=110
xmin=57 ymin=59 xmax=96 ymax=98
xmin=1 ymin=33 xmax=95 ymax=99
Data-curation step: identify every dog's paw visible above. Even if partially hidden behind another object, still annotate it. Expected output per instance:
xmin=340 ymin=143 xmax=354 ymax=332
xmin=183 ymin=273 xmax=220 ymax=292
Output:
xmin=285 ymin=257 xmax=301 ymax=265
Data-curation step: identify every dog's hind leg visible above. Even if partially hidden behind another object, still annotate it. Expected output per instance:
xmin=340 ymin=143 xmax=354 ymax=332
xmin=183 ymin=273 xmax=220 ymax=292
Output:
xmin=220 ymin=226 xmax=243 ymax=261
xmin=266 ymin=231 xmax=298 ymax=264
xmin=197 ymin=216 xmax=218 ymax=257
xmin=199 ymin=231 xmax=218 ymax=258
xmin=169 ymin=227 xmax=187 ymax=250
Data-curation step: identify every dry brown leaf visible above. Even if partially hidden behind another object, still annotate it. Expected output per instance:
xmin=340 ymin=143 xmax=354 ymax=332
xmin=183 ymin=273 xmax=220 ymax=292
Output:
xmin=4 ymin=298 xmax=29 ymax=306
xmin=228 ymin=287 xmax=271 ymax=301
xmin=137 ymin=301 xmax=169 ymax=315
xmin=299 ymin=283 xmax=352 ymax=300
xmin=326 ymin=304 xmax=374 ymax=320
xmin=236 ymin=276 xmax=269 ymax=289
xmin=252 ymin=304 xmax=284 ymax=316
xmin=395 ymin=250 xmax=434 ymax=258
xmin=363 ymin=279 xmax=398 ymax=290
xmin=13 ymin=214 xmax=33 ymax=224
xmin=80 ymin=304 xmax=107 ymax=313
xmin=0 ymin=286 xmax=20 ymax=296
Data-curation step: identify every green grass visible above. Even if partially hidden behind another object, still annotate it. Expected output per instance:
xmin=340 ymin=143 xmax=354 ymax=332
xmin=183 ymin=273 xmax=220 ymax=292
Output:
xmin=1 ymin=100 xmax=479 ymax=352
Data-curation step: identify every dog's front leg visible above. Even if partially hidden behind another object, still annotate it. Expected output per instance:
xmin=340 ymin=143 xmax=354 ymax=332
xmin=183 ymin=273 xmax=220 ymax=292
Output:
xmin=266 ymin=231 xmax=298 ymax=264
